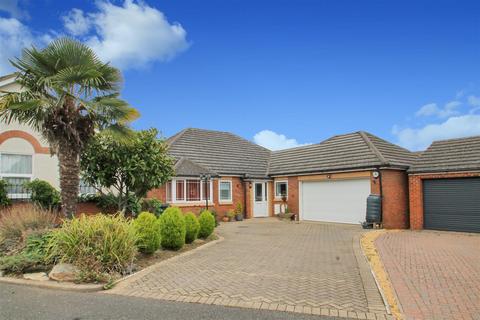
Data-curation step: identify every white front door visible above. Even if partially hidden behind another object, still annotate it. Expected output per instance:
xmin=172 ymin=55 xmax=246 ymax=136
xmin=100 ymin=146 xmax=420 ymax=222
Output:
xmin=300 ymin=178 xmax=370 ymax=224
xmin=253 ymin=181 xmax=268 ymax=217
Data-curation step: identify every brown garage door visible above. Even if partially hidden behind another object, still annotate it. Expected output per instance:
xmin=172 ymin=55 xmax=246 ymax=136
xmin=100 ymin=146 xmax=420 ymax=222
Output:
xmin=423 ymin=178 xmax=480 ymax=233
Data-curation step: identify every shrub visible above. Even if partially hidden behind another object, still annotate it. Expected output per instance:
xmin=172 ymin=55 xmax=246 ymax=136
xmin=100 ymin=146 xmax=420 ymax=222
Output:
xmin=208 ymin=209 xmax=219 ymax=227
xmin=0 ymin=180 xmax=11 ymax=208
xmin=159 ymin=207 xmax=186 ymax=250
xmin=48 ymin=214 xmax=137 ymax=281
xmin=141 ymin=198 xmax=167 ymax=217
xmin=0 ymin=253 xmax=41 ymax=274
xmin=133 ymin=212 xmax=161 ymax=254
xmin=0 ymin=231 xmax=53 ymax=274
xmin=198 ymin=210 xmax=215 ymax=239
xmin=24 ymin=179 xmax=60 ymax=210
xmin=184 ymin=212 xmax=200 ymax=244
xmin=0 ymin=205 xmax=56 ymax=254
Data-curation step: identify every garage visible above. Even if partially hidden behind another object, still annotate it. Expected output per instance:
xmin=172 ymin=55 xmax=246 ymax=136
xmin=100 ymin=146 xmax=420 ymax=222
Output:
xmin=423 ymin=178 xmax=480 ymax=233
xmin=300 ymin=178 xmax=371 ymax=224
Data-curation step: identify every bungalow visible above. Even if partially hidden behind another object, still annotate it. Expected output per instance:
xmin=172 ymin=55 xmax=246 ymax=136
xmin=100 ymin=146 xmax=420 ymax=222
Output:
xmin=409 ymin=135 xmax=480 ymax=233
xmin=148 ymin=128 xmax=417 ymax=228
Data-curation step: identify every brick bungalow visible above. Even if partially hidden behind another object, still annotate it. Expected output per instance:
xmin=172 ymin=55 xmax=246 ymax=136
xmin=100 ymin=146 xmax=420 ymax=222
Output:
xmin=149 ymin=128 xmax=417 ymax=228
xmin=409 ymin=136 xmax=480 ymax=233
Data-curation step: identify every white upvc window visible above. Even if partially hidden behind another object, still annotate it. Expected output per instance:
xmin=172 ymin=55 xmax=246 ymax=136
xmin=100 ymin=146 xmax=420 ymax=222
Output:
xmin=275 ymin=180 xmax=288 ymax=199
xmin=168 ymin=178 xmax=213 ymax=203
xmin=0 ymin=153 xmax=33 ymax=199
xmin=219 ymin=180 xmax=232 ymax=202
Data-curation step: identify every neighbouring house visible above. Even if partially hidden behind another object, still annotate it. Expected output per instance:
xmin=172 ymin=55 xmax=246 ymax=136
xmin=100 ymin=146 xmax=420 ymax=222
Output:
xmin=409 ymin=135 xmax=480 ymax=233
xmin=149 ymin=128 xmax=418 ymax=228
xmin=0 ymin=73 xmax=96 ymax=206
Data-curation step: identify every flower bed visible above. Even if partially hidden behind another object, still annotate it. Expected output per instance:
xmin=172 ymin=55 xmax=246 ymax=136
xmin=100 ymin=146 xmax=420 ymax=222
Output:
xmin=0 ymin=205 xmax=218 ymax=286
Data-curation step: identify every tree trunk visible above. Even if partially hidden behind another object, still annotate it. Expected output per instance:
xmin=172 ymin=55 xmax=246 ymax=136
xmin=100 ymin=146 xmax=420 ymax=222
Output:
xmin=58 ymin=144 xmax=80 ymax=218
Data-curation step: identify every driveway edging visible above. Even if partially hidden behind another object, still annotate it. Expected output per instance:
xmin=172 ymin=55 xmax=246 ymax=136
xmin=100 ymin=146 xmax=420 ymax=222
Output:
xmin=360 ymin=230 xmax=403 ymax=320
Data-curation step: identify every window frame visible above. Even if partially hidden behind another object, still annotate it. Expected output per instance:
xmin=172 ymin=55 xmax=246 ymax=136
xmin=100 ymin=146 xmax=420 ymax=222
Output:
xmin=168 ymin=178 xmax=213 ymax=204
xmin=218 ymin=180 xmax=233 ymax=203
xmin=0 ymin=152 xmax=34 ymax=199
xmin=274 ymin=180 xmax=288 ymax=199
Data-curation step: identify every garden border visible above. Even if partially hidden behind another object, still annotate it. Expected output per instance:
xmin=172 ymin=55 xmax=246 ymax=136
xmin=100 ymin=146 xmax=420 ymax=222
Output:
xmin=0 ymin=234 xmax=223 ymax=293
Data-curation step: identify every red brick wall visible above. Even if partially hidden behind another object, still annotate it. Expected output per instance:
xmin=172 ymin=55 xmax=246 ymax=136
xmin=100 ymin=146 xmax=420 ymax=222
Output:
xmin=409 ymin=171 xmax=480 ymax=230
xmin=147 ymin=177 xmax=247 ymax=220
xmin=4 ymin=201 xmax=102 ymax=217
xmin=379 ymin=170 xmax=409 ymax=229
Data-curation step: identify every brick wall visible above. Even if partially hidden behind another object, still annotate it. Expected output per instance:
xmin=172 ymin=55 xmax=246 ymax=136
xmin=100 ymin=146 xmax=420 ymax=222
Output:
xmin=379 ymin=170 xmax=409 ymax=229
xmin=409 ymin=171 xmax=480 ymax=230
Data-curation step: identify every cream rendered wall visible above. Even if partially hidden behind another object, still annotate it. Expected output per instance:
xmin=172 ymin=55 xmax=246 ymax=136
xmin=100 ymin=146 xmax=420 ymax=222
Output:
xmin=0 ymin=77 xmax=60 ymax=189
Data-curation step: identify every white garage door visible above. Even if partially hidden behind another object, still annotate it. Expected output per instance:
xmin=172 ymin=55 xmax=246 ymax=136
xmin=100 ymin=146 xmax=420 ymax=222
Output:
xmin=300 ymin=179 xmax=371 ymax=224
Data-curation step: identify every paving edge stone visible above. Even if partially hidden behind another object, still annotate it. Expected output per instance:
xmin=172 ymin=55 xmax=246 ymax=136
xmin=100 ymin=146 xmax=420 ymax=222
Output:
xmin=109 ymin=234 xmax=225 ymax=290
xmin=360 ymin=230 xmax=404 ymax=320
xmin=0 ymin=276 xmax=104 ymax=292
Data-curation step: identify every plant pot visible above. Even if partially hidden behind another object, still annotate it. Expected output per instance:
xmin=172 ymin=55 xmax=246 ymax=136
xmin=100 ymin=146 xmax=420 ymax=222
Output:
xmin=222 ymin=216 xmax=229 ymax=222
xmin=235 ymin=213 xmax=243 ymax=221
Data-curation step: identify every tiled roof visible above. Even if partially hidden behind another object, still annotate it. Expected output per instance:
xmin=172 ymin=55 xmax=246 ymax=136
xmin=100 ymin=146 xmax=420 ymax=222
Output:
xmin=268 ymin=131 xmax=416 ymax=176
xmin=167 ymin=128 xmax=271 ymax=177
xmin=167 ymin=129 xmax=417 ymax=177
xmin=174 ymin=157 xmax=217 ymax=176
xmin=409 ymin=135 xmax=480 ymax=173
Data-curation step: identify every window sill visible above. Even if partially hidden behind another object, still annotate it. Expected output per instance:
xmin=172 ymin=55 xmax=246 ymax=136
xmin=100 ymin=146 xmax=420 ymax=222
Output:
xmin=168 ymin=202 xmax=215 ymax=207
xmin=274 ymin=197 xmax=288 ymax=201
xmin=218 ymin=201 xmax=233 ymax=205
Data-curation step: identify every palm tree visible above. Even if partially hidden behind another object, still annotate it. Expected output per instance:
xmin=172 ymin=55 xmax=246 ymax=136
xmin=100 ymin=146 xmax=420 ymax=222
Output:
xmin=0 ymin=38 xmax=139 ymax=218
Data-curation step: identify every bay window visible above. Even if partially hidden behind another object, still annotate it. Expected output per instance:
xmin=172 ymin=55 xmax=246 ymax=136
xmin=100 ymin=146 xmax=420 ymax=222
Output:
xmin=0 ymin=153 xmax=33 ymax=199
xmin=167 ymin=178 xmax=212 ymax=203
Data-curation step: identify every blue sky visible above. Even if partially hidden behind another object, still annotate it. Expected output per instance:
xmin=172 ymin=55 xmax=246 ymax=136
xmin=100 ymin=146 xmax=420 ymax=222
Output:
xmin=1 ymin=0 xmax=480 ymax=151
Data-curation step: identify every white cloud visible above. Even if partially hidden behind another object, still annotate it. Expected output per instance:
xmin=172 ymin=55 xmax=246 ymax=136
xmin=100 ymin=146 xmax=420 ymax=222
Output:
xmin=415 ymin=103 xmax=438 ymax=117
xmin=253 ymin=130 xmax=310 ymax=151
xmin=394 ymin=115 xmax=480 ymax=151
xmin=62 ymin=8 xmax=91 ymax=36
xmin=0 ymin=0 xmax=28 ymax=19
xmin=415 ymin=101 xmax=461 ymax=118
xmin=0 ymin=17 xmax=34 ymax=74
xmin=468 ymin=95 xmax=480 ymax=107
xmin=63 ymin=0 xmax=189 ymax=69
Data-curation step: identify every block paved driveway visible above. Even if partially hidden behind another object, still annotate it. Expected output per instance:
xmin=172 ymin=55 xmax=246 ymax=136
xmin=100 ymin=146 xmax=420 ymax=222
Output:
xmin=375 ymin=231 xmax=480 ymax=320
xmin=109 ymin=219 xmax=388 ymax=319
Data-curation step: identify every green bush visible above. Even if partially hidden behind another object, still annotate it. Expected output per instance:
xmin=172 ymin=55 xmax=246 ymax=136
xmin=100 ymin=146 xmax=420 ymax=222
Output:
xmin=24 ymin=179 xmax=60 ymax=210
xmin=141 ymin=198 xmax=167 ymax=217
xmin=48 ymin=214 xmax=137 ymax=280
xmin=0 ymin=231 xmax=53 ymax=274
xmin=158 ymin=207 xmax=186 ymax=250
xmin=133 ymin=211 xmax=161 ymax=254
xmin=0 ymin=253 xmax=41 ymax=274
xmin=198 ymin=210 xmax=215 ymax=239
xmin=0 ymin=179 xmax=11 ymax=207
xmin=184 ymin=212 xmax=200 ymax=244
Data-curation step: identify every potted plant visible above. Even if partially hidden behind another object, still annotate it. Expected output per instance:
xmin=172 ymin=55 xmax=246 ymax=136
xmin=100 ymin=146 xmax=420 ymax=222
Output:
xmin=234 ymin=202 xmax=244 ymax=221
xmin=226 ymin=209 xmax=235 ymax=222
xmin=222 ymin=215 xmax=229 ymax=222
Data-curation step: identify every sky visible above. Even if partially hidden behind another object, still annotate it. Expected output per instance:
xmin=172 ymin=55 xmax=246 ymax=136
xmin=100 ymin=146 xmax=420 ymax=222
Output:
xmin=1 ymin=0 xmax=480 ymax=151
